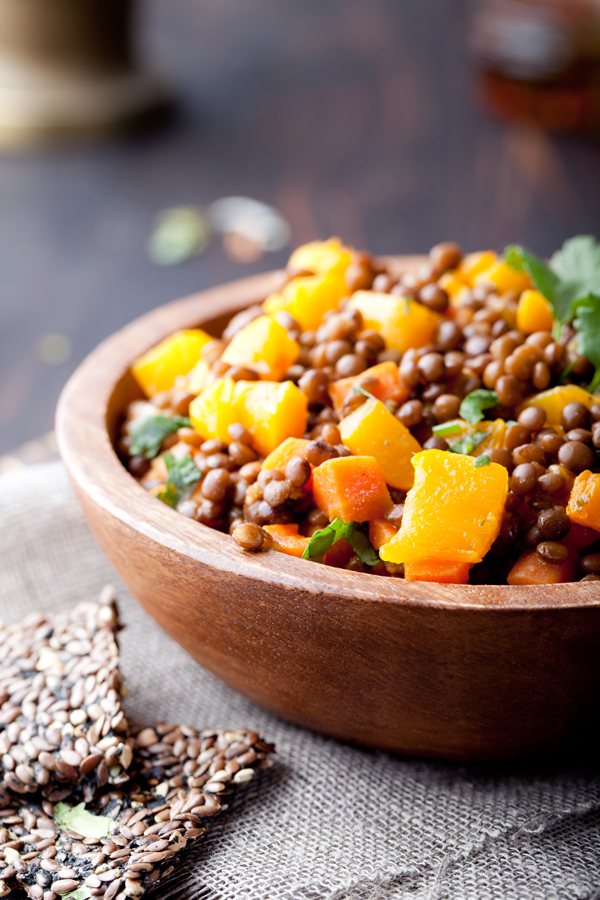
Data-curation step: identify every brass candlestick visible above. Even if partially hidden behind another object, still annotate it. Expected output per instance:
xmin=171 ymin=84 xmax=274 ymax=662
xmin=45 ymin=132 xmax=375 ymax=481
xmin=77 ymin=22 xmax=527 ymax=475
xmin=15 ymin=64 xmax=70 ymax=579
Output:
xmin=0 ymin=0 xmax=168 ymax=148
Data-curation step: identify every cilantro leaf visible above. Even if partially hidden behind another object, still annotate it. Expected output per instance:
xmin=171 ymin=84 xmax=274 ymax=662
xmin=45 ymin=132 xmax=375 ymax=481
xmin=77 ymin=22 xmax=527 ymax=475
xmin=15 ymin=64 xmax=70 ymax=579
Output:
xmin=551 ymin=236 xmax=600 ymax=316
xmin=302 ymin=518 xmax=380 ymax=566
xmin=474 ymin=454 xmax=491 ymax=467
xmin=459 ymin=390 xmax=498 ymax=425
xmin=129 ymin=415 xmax=191 ymax=459
xmin=504 ymin=244 xmax=559 ymax=308
xmin=572 ymin=293 xmax=600 ymax=392
xmin=449 ymin=430 xmax=489 ymax=455
xmin=157 ymin=453 xmax=201 ymax=508
xmin=54 ymin=802 xmax=114 ymax=839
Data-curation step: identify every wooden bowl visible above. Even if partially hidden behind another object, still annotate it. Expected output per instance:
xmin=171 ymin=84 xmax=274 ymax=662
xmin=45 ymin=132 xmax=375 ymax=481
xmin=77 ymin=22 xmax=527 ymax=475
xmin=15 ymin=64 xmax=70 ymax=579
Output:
xmin=56 ymin=258 xmax=600 ymax=761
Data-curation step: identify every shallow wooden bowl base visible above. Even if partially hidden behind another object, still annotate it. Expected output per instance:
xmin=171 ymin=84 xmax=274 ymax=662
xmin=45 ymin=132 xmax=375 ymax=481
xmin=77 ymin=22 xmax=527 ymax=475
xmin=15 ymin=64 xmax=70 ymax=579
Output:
xmin=56 ymin=262 xmax=600 ymax=761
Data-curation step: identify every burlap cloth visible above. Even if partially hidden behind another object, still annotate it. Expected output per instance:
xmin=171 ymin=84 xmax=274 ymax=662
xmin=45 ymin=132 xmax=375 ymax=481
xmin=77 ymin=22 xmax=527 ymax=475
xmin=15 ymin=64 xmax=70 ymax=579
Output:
xmin=1 ymin=462 xmax=600 ymax=899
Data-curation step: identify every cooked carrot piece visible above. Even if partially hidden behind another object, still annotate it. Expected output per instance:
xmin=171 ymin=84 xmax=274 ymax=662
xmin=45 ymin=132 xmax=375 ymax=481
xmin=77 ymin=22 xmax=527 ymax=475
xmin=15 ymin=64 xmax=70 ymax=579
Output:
xmin=404 ymin=559 xmax=472 ymax=584
xmin=312 ymin=456 xmax=393 ymax=524
xmin=329 ymin=361 xmax=410 ymax=416
xmin=323 ymin=537 xmax=354 ymax=568
xmin=563 ymin=522 xmax=600 ymax=552
xmin=507 ymin=548 xmax=578 ymax=585
xmin=368 ymin=519 xmax=399 ymax=551
xmin=263 ymin=524 xmax=309 ymax=558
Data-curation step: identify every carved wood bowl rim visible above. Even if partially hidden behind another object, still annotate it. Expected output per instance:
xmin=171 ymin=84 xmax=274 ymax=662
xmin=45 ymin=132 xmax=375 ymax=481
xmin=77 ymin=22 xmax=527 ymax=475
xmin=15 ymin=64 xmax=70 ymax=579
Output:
xmin=55 ymin=256 xmax=600 ymax=615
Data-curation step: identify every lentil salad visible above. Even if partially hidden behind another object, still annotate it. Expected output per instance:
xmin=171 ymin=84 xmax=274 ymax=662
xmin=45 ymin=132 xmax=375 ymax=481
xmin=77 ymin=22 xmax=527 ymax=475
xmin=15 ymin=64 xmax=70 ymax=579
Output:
xmin=120 ymin=236 xmax=600 ymax=586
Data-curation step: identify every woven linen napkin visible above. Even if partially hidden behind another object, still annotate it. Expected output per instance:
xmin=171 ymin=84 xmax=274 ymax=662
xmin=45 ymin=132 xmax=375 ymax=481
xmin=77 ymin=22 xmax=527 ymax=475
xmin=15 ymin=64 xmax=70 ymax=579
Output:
xmin=1 ymin=461 xmax=600 ymax=900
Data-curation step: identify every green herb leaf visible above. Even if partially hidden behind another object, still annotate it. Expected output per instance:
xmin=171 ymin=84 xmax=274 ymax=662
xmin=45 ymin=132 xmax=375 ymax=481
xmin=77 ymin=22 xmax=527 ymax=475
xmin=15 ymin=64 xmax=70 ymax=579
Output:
xmin=571 ymin=293 xmax=600 ymax=392
xmin=504 ymin=244 xmax=559 ymax=306
xmin=550 ymin=236 xmax=600 ymax=322
xmin=474 ymin=455 xmax=491 ymax=467
xmin=432 ymin=419 xmax=463 ymax=437
xmin=54 ymin=802 xmax=115 ymax=840
xmin=352 ymin=383 xmax=378 ymax=402
xmin=449 ymin=430 xmax=489 ymax=455
xmin=157 ymin=453 xmax=201 ymax=509
xmin=129 ymin=415 xmax=192 ymax=459
xmin=302 ymin=518 xmax=379 ymax=566
xmin=459 ymin=390 xmax=498 ymax=425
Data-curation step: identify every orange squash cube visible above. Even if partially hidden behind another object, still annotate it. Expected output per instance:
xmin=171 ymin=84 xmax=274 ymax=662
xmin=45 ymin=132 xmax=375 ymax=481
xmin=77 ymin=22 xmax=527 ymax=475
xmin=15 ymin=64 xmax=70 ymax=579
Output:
xmin=312 ymin=456 xmax=393 ymax=524
xmin=237 ymin=381 xmax=309 ymax=458
xmin=339 ymin=397 xmax=421 ymax=490
xmin=519 ymin=385 xmax=596 ymax=426
xmin=474 ymin=260 xmax=531 ymax=295
xmin=263 ymin=524 xmax=309 ymax=558
xmin=221 ymin=315 xmax=299 ymax=381
xmin=262 ymin=437 xmax=311 ymax=472
xmin=516 ymin=289 xmax=554 ymax=334
xmin=379 ymin=450 xmax=508 ymax=564
xmin=507 ymin=548 xmax=578 ymax=585
xmin=567 ymin=470 xmax=600 ymax=532
xmin=287 ymin=237 xmax=352 ymax=277
xmin=329 ymin=361 xmax=410 ymax=416
xmin=368 ymin=519 xmax=399 ymax=551
xmin=404 ymin=559 xmax=472 ymax=584
xmin=264 ymin=271 xmax=348 ymax=331
xmin=347 ymin=292 xmax=440 ymax=354
xmin=132 ymin=329 xmax=212 ymax=398
xmin=457 ymin=250 xmax=497 ymax=285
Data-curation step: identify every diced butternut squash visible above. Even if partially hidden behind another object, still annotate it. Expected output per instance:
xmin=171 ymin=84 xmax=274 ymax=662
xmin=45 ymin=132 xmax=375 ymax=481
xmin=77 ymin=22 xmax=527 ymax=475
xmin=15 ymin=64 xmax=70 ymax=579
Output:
xmin=507 ymin=547 xmax=578 ymax=585
xmin=262 ymin=437 xmax=311 ymax=472
xmin=369 ymin=518 xmax=399 ymax=551
xmin=263 ymin=524 xmax=309 ymax=558
xmin=564 ymin=522 xmax=600 ymax=552
xmin=438 ymin=271 xmax=469 ymax=300
xmin=379 ymin=450 xmax=508 ymax=564
xmin=287 ymin=237 xmax=352 ymax=277
xmin=346 ymin=292 xmax=441 ymax=354
xmin=186 ymin=358 xmax=214 ymax=395
xmin=190 ymin=378 xmax=308 ymax=457
xmin=132 ymin=329 xmax=212 ymax=398
xmin=456 ymin=250 xmax=497 ymax=285
xmin=264 ymin=271 xmax=349 ymax=331
xmin=516 ymin=289 xmax=554 ymax=334
xmin=312 ymin=456 xmax=393 ymax=524
xmin=189 ymin=378 xmax=242 ymax=445
xmin=323 ymin=537 xmax=354 ymax=568
xmin=236 ymin=380 xmax=308 ymax=457
xmin=404 ymin=559 xmax=472 ymax=584
xmin=474 ymin=260 xmax=531 ymax=295
xmin=221 ymin=315 xmax=299 ymax=381
xmin=520 ymin=385 xmax=597 ymax=426
xmin=567 ymin=470 xmax=600 ymax=532
xmin=339 ymin=397 xmax=421 ymax=490
xmin=329 ymin=361 xmax=410 ymax=416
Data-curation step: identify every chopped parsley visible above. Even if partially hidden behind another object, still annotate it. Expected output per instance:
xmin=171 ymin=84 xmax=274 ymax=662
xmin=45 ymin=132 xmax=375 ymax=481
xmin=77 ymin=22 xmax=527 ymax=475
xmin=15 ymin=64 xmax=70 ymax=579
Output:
xmin=157 ymin=453 xmax=201 ymax=509
xmin=432 ymin=419 xmax=463 ymax=437
xmin=129 ymin=414 xmax=191 ymax=459
xmin=459 ymin=390 xmax=498 ymax=425
xmin=474 ymin=455 xmax=491 ymax=467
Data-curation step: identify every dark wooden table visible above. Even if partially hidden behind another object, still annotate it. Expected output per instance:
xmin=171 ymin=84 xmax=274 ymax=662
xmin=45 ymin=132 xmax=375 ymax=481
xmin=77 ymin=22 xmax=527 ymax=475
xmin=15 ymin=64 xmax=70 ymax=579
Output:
xmin=1 ymin=0 xmax=599 ymax=457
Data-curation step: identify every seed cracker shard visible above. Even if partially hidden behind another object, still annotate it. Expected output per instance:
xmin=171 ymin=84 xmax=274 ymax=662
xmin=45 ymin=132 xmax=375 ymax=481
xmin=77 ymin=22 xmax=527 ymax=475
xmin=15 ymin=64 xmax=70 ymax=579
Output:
xmin=0 ymin=725 xmax=274 ymax=898
xmin=0 ymin=587 xmax=132 ymax=805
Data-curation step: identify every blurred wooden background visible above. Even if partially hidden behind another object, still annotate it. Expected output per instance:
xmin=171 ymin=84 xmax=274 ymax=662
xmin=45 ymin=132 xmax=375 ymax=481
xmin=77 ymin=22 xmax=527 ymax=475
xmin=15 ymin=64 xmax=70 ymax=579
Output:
xmin=1 ymin=0 xmax=599 ymax=457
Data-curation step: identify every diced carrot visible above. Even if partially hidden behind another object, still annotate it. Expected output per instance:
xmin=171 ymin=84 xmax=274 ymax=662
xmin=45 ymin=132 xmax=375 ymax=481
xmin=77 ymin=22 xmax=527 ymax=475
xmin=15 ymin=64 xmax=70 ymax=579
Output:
xmin=368 ymin=519 xmax=399 ymax=551
xmin=563 ymin=522 xmax=600 ymax=552
xmin=323 ymin=537 xmax=354 ymax=568
xmin=312 ymin=456 xmax=393 ymax=524
xmin=404 ymin=559 xmax=472 ymax=584
xmin=507 ymin=547 xmax=578 ymax=585
xmin=329 ymin=361 xmax=410 ymax=416
xmin=263 ymin=524 xmax=309 ymax=558
xmin=262 ymin=437 xmax=311 ymax=471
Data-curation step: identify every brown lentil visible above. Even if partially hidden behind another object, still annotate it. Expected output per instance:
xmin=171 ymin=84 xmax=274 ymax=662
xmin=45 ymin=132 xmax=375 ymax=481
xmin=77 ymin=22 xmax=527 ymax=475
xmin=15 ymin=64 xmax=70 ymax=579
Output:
xmin=232 ymin=523 xmax=265 ymax=551
xmin=536 ymin=541 xmax=570 ymax=562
